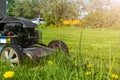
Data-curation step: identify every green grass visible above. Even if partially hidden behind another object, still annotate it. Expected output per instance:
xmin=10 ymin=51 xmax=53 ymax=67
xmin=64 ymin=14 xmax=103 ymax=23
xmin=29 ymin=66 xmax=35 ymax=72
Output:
xmin=1 ymin=27 xmax=120 ymax=80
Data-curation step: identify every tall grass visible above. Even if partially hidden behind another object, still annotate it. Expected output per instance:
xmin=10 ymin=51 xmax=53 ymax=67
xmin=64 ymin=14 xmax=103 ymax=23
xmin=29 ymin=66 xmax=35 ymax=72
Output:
xmin=0 ymin=27 xmax=120 ymax=80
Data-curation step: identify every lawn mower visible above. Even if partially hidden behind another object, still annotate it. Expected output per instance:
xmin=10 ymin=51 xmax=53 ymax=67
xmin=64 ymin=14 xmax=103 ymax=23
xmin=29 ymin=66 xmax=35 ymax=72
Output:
xmin=0 ymin=14 xmax=68 ymax=66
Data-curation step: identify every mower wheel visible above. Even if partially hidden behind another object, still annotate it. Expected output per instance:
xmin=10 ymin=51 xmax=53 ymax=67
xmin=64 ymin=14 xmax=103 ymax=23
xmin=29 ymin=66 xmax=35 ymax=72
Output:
xmin=48 ymin=40 xmax=69 ymax=53
xmin=1 ymin=45 xmax=24 ymax=66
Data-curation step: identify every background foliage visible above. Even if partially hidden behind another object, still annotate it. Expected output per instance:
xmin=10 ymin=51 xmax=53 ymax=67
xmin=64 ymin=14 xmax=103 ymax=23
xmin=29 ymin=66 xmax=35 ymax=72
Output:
xmin=7 ymin=0 xmax=120 ymax=28
xmin=7 ymin=0 xmax=80 ymax=25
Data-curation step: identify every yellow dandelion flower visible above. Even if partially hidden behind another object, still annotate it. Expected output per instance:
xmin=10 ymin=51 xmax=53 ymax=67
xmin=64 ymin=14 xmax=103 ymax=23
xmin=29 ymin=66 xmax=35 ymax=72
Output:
xmin=3 ymin=71 xmax=15 ymax=78
xmin=111 ymin=74 xmax=115 ymax=78
xmin=87 ymin=64 xmax=92 ymax=68
xmin=115 ymin=75 xmax=118 ymax=79
xmin=86 ymin=71 xmax=91 ymax=75
xmin=48 ymin=61 xmax=53 ymax=65
xmin=111 ymin=74 xmax=118 ymax=79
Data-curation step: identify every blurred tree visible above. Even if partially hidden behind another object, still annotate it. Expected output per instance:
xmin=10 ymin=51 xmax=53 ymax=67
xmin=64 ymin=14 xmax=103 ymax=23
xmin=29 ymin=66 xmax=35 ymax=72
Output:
xmin=83 ymin=0 xmax=119 ymax=28
xmin=8 ymin=0 xmax=81 ymax=25
xmin=13 ymin=0 xmax=33 ymax=18
xmin=7 ymin=0 xmax=15 ymax=16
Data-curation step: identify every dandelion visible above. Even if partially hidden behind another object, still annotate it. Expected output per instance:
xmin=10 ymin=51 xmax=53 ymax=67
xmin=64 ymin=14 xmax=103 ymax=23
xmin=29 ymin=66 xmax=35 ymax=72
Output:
xmin=86 ymin=71 xmax=91 ymax=75
xmin=48 ymin=61 xmax=53 ymax=65
xmin=87 ymin=64 xmax=92 ymax=68
xmin=3 ymin=71 xmax=15 ymax=78
xmin=111 ymin=74 xmax=118 ymax=79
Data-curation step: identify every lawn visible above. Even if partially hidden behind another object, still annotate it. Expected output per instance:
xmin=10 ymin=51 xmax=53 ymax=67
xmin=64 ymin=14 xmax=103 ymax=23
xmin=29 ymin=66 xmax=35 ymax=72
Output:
xmin=0 ymin=27 xmax=120 ymax=80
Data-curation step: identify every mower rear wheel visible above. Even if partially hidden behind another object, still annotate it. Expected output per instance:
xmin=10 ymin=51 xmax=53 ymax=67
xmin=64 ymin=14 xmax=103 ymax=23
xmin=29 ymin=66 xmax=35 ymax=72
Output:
xmin=48 ymin=40 xmax=69 ymax=53
xmin=1 ymin=45 xmax=23 ymax=66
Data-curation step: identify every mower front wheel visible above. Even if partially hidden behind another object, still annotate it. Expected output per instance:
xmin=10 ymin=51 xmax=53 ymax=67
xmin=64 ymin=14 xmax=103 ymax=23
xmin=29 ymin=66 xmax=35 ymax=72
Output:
xmin=48 ymin=40 xmax=69 ymax=53
xmin=1 ymin=45 xmax=24 ymax=66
